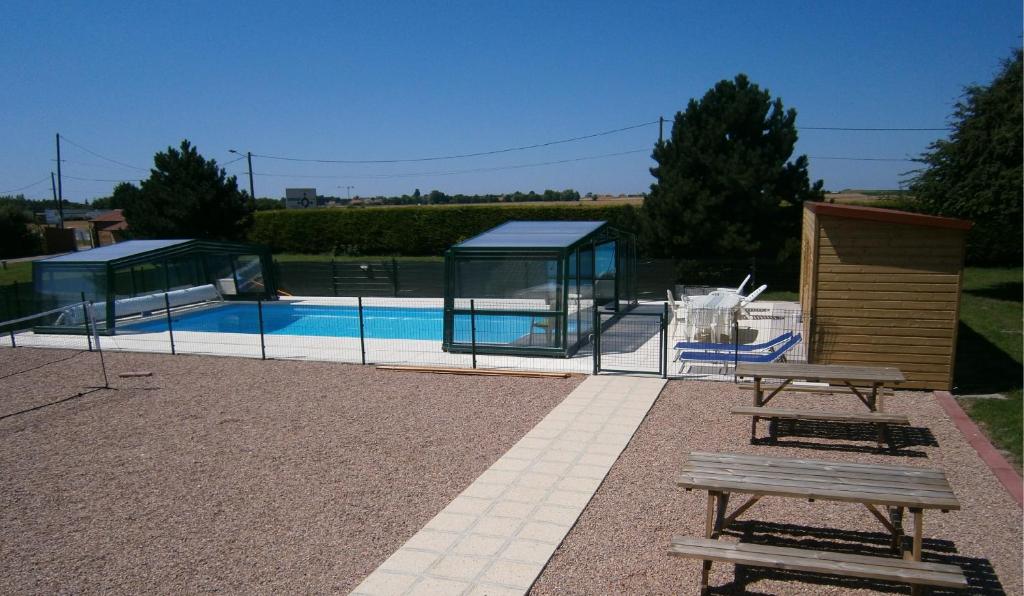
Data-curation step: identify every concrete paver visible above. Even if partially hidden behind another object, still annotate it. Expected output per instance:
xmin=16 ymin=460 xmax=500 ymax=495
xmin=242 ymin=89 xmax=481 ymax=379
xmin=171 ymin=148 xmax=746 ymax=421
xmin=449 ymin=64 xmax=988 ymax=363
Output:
xmin=351 ymin=375 xmax=666 ymax=595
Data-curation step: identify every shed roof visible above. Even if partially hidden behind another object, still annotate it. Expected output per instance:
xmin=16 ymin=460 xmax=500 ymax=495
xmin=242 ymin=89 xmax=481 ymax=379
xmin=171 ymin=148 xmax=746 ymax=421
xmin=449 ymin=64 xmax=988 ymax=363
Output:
xmin=454 ymin=221 xmax=607 ymax=249
xmin=805 ymin=202 xmax=972 ymax=231
xmin=40 ymin=239 xmax=191 ymax=263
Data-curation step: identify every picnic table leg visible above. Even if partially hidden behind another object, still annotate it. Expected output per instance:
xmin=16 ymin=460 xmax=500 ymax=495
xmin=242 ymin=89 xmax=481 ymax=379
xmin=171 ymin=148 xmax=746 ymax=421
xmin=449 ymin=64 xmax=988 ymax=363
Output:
xmin=700 ymin=491 xmax=717 ymax=593
xmin=888 ymin=506 xmax=905 ymax=552
xmin=750 ymin=377 xmax=762 ymax=442
xmin=869 ymin=383 xmax=879 ymax=412
xmin=909 ymin=508 xmax=924 ymax=596
xmin=713 ymin=493 xmax=731 ymax=534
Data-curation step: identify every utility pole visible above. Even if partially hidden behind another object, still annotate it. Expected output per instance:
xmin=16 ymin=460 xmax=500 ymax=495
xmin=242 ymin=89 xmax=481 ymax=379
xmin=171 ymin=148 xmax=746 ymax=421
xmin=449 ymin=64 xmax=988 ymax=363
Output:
xmin=659 ymin=116 xmax=664 ymax=144
xmin=55 ymin=133 xmax=64 ymax=229
xmin=230 ymin=149 xmax=256 ymax=211
xmin=50 ymin=172 xmax=58 ymax=223
xmin=344 ymin=185 xmax=354 ymax=200
xmin=245 ymin=151 xmax=255 ymax=211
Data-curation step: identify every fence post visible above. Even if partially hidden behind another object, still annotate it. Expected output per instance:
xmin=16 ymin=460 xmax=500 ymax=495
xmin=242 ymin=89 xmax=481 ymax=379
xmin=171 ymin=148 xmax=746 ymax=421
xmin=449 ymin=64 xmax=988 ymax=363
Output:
xmin=357 ymin=296 xmax=367 ymax=365
xmin=257 ymin=299 xmax=267 ymax=360
xmin=331 ymin=257 xmax=338 ymax=297
xmin=732 ymin=312 xmax=740 ymax=382
xmin=391 ymin=258 xmax=399 ymax=297
xmin=85 ymin=300 xmax=110 ymax=389
xmin=592 ymin=302 xmax=600 ymax=375
xmin=662 ymin=302 xmax=669 ymax=379
xmin=81 ymin=292 xmax=93 ymax=351
xmin=9 ymin=328 xmax=15 ymax=348
xmin=470 ymin=299 xmax=478 ymax=369
xmin=12 ymin=281 xmax=22 ymax=318
xmin=164 ymin=292 xmax=176 ymax=355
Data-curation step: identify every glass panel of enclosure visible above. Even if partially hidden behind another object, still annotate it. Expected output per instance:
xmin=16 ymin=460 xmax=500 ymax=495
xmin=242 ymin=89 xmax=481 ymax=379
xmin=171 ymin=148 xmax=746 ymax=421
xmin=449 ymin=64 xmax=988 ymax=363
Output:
xmin=594 ymin=240 xmax=616 ymax=308
xmin=33 ymin=264 xmax=109 ymax=331
xmin=233 ymin=254 xmax=266 ymax=295
xmin=448 ymin=255 xmax=564 ymax=352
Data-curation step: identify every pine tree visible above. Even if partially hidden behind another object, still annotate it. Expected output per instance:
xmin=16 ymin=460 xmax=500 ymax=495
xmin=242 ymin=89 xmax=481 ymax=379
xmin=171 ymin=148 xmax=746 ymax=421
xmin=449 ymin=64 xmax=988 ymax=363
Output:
xmin=125 ymin=140 xmax=252 ymax=241
xmin=643 ymin=74 xmax=823 ymax=264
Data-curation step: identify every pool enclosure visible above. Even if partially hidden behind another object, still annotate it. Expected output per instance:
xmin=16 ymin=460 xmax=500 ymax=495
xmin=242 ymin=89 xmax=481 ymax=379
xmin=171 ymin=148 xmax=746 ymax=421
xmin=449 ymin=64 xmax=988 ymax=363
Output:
xmin=33 ymin=239 xmax=276 ymax=333
xmin=443 ymin=221 xmax=637 ymax=357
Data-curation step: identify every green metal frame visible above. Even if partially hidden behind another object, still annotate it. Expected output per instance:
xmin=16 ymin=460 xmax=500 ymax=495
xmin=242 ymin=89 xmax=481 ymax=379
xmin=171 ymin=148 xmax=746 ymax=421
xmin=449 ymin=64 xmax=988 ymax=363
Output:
xmin=442 ymin=222 xmax=637 ymax=358
xmin=33 ymin=239 xmax=277 ymax=334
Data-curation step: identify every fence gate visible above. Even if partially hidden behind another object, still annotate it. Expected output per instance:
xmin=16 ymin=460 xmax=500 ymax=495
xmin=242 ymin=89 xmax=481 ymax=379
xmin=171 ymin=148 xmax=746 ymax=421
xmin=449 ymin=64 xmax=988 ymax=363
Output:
xmin=594 ymin=304 xmax=667 ymax=376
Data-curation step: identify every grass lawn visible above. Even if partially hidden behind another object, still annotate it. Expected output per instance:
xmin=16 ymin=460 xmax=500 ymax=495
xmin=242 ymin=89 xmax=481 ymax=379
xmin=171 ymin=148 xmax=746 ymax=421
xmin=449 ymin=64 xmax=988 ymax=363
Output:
xmin=0 ymin=262 xmax=32 ymax=285
xmin=953 ymin=266 xmax=1022 ymax=468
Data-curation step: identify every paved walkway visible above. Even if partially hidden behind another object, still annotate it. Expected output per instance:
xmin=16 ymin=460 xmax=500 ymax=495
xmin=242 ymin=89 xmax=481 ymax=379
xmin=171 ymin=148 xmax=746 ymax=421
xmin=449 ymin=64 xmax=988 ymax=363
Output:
xmin=352 ymin=375 xmax=667 ymax=595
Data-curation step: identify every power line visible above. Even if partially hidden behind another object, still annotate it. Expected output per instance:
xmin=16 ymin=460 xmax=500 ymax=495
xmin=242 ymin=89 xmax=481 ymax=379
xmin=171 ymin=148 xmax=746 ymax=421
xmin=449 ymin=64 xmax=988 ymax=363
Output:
xmin=62 ymin=174 xmax=144 ymax=182
xmin=58 ymin=135 xmax=149 ymax=171
xmin=808 ymin=155 xmax=918 ymax=162
xmin=251 ymin=121 xmax=660 ymax=164
xmin=0 ymin=175 xmax=51 ymax=194
xmin=799 ymin=126 xmax=949 ymax=131
xmin=248 ymin=148 xmax=651 ymax=180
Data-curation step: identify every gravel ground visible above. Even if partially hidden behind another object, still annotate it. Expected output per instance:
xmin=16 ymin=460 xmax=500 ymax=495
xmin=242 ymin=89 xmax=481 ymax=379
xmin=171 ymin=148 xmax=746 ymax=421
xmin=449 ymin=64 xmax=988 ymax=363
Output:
xmin=0 ymin=347 xmax=580 ymax=594
xmin=532 ymin=381 xmax=1023 ymax=595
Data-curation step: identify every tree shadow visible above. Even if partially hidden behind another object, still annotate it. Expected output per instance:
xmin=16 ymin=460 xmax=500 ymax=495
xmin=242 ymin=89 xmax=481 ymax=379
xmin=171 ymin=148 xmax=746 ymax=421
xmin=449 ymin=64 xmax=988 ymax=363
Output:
xmin=962 ymin=281 xmax=1023 ymax=302
xmin=705 ymin=520 xmax=1003 ymax=595
xmin=953 ymin=322 xmax=1023 ymax=394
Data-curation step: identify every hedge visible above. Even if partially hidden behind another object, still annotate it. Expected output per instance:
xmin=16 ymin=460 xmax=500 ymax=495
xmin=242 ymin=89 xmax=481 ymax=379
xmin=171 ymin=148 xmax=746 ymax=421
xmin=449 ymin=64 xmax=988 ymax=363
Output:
xmin=252 ymin=203 xmax=642 ymax=256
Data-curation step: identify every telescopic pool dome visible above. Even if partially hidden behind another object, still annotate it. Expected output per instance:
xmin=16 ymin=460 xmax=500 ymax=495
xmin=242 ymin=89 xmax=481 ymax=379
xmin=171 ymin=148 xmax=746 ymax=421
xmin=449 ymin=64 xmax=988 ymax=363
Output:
xmin=33 ymin=239 xmax=276 ymax=333
xmin=442 ymin=220 xmax=638 ymax=357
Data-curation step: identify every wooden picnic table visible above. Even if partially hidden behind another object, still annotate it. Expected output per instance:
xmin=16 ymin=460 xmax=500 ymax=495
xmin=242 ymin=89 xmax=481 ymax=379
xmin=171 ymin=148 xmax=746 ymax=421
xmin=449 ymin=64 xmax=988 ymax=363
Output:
xmin=676 ymin=451 xmax=961 ymax=593
xmin=736 ymin=362 xmax=905 ymax=413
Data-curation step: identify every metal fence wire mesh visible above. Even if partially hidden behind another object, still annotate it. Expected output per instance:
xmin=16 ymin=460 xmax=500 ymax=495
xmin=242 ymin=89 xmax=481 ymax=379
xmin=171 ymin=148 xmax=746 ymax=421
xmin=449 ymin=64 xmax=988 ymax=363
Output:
xmin=0 ymin=301 xmax=110 ymax=401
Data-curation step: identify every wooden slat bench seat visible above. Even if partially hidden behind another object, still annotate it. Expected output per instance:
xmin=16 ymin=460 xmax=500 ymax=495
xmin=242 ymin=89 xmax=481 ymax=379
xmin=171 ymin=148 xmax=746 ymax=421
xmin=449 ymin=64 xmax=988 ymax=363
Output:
xmin=731 ymin=406 xmax=910 ymax=449
xmin=669 ymin=536 xmax=968 ymax=593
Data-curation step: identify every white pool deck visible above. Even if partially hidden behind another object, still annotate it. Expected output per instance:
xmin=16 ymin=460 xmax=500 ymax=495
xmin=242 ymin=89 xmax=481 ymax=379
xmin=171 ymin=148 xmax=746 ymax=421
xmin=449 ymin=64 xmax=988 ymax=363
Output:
xmin=0 ymin=297 xmax=801 ymax=378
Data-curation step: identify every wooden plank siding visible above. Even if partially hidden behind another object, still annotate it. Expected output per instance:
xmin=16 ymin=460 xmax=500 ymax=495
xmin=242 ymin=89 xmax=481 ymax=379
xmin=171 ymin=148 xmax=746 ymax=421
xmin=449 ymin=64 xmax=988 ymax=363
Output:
xmin=800 ymin=209 xmax=967 ymax=390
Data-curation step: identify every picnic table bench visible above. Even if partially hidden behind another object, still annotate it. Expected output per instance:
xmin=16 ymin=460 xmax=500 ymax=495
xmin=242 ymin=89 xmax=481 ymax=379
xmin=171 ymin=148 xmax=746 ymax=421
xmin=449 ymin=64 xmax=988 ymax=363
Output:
xmin=672 ymin=451 xmax=964 ymax=595
xmin=735 ymin=362 xmax=907 ymax=444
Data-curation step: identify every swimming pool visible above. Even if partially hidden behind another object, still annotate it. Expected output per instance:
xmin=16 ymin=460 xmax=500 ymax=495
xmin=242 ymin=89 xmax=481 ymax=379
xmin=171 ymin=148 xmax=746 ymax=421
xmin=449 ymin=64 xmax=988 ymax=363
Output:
xmin=124 ymin=302 xmax=542 ymax=343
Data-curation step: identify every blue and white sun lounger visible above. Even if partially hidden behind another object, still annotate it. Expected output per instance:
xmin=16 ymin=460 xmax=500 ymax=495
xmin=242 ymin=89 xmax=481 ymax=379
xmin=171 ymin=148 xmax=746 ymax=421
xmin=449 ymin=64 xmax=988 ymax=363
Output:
xmin=675 ymin=333 xmax=802 ymax=364
xmin=673 ymin=331 xmax=794 ymax=353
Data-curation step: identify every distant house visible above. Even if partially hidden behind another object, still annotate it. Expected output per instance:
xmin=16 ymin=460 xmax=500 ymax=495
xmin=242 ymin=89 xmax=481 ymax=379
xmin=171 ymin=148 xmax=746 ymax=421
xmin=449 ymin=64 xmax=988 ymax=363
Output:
xmin=90 ymin=209 xmax=128 ymax=246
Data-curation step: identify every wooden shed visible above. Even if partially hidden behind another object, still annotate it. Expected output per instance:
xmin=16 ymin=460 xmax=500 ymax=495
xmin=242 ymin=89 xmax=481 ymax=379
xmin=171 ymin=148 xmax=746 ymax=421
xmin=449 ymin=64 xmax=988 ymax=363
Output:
xmin=799 ymin=202 xmax=972 ymax=390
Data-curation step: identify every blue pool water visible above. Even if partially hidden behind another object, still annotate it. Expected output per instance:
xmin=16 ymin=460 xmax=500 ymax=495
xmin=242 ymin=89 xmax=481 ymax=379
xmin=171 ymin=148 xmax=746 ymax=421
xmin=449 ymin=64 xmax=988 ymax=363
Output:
xmin=124 ymin=302 xmax=542 ymax=343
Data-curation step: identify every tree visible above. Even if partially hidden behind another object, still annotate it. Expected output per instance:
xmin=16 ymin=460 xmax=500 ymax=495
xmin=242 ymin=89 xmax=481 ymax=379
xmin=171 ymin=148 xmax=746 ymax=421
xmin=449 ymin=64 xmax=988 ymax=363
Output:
xmin=0 ymin=205 xmax=43 ymax=258
xmin=643 ymin=74 xmax=823 ymax=265
xmin=91 ymin=182 xmax=141 ymax=210
xmin=125 ymin=140 xmax=252 ymax=241
xmin=909 ymin=49 xmax=1022 ymax=265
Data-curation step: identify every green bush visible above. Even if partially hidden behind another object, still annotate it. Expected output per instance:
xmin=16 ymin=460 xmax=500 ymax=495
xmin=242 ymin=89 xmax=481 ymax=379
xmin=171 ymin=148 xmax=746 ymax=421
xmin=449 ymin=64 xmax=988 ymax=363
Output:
xmin=253 ymin=203 xmax=641 ymax=255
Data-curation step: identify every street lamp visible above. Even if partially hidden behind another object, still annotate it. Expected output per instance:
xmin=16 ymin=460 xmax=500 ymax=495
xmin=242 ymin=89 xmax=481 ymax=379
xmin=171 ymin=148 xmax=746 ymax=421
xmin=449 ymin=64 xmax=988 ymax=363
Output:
xmin=229 ymin=149 xmax=256 ymax=211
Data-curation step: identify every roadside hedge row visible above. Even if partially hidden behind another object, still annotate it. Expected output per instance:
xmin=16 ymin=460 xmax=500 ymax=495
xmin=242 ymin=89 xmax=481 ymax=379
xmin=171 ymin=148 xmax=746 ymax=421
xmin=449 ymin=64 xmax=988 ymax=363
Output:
xmin=252 ymin=203 xmax=642 ymax=255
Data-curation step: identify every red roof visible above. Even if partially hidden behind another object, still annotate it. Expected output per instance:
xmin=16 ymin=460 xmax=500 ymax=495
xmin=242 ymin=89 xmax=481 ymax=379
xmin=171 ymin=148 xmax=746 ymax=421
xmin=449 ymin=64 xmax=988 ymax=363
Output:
xmin=805 ymin=202 xmax=972 ymax=231
xmin=90 ymin=209 xmax=126 ymax=223
xmin=90 ymin=209 xmax=128 ymax=231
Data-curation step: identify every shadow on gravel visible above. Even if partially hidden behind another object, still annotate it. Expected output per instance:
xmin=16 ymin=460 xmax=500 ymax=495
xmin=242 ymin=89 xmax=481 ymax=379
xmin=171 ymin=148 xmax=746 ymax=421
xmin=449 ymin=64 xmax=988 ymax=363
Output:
xmin=709 ymin=520 xmax=1004 ymax=595
xmin=752 ymin=420 xmax=938 ymax=457
xmin=0 ymin=387 xmax=107 ymax=421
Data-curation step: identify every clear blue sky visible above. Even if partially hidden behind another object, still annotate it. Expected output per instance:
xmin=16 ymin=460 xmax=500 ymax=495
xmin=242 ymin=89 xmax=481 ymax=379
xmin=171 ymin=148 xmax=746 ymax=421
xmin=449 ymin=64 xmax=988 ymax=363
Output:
xmin=2 ymin=1 xmax=1020 ymax=201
